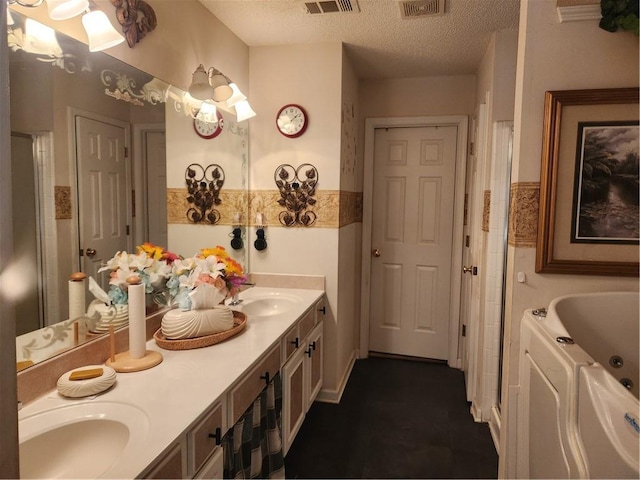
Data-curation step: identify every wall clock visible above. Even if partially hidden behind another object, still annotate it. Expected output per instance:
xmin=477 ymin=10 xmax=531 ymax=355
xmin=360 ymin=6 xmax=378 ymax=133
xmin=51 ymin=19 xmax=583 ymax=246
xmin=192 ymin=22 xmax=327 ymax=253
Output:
xmin=193 ymin=110 xmax=224 ymax=139
xmin=276 ymin=104 xmax=308 ymax=138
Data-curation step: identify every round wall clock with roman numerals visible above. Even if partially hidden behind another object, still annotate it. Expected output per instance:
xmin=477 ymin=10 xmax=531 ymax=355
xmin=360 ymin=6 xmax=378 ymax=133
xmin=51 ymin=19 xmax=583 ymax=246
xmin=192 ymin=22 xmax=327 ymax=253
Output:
xmin=276 ymin=104 xmax=308 ymax=138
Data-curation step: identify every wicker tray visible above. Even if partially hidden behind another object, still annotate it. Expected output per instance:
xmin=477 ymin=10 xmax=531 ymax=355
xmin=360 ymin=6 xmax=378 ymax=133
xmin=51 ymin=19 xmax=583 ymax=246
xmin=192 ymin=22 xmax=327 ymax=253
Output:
xmin=153 ymin=311 xmax=247 ymax=350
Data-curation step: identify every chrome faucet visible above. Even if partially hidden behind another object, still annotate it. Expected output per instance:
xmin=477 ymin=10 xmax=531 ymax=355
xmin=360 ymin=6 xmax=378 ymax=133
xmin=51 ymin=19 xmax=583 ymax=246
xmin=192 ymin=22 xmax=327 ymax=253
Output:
xmin=228 ymin=282 xmax=255 ymax=306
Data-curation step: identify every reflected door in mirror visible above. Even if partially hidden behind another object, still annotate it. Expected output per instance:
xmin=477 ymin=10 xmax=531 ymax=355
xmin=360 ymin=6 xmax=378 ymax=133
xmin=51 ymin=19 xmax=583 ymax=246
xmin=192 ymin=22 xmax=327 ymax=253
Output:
xmin=144 ymin=130 xmax=167 ymax=247
xmin=11 ymin=133 xmax=43 ymax=335
xmin=76 ymin=115 xmax=130 ymax=292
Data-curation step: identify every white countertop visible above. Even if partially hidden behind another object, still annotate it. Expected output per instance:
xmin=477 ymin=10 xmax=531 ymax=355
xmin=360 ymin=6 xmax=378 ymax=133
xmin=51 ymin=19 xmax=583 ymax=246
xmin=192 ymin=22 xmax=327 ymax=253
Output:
xmin=18 ymin=287 xmax=324 ymax=479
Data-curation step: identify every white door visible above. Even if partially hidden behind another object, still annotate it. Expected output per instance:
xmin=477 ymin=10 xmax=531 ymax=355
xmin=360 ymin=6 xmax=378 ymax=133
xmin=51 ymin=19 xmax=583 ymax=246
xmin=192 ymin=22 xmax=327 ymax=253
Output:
xmin=460 ymin=139 xmax=478 ymax=400
xmin=369 ymin=125 xmax=458 ymax=360
xmin=460 ymin=104 xmax=488 ymax=402
xmin=75 ymin=116 xmax=130 ymax=290
xmin=144 ymin=130 xmax=167 ymax=247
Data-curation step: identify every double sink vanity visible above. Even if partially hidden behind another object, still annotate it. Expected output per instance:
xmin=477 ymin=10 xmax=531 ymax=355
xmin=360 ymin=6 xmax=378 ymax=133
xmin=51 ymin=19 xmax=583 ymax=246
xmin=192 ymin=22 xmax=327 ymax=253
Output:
xmin=17 ymin=286 xmax=325 ymax=479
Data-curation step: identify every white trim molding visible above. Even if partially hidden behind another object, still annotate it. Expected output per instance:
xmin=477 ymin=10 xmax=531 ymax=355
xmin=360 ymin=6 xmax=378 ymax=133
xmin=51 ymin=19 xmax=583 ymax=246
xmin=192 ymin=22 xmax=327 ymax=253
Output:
xmin=557 ymin=4 xmax=600 ymax=23
xmin=316 ymin=349 xmax=356 ymax=404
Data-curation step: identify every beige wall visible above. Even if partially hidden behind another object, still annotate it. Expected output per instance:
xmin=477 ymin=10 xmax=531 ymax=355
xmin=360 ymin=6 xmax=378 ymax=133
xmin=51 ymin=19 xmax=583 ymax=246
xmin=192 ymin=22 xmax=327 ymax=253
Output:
xmin=248 ymin=43 xmax=348 ymax=394
xmin=500 ymin=0 xmax=639 ymax=475
xmin=338 ymin=50 xmax=361 ymax=383
xmin=360 ymin=75 xmax=477 ymax=119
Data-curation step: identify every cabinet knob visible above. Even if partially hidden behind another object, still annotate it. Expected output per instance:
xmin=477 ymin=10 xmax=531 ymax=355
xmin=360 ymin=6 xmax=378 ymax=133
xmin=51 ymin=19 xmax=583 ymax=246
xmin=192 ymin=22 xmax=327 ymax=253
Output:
xmin=260 ymin=372 xmax=271 ymax=385
xmin=305 ymin=347 xmax=313 ymax=358
xmin=208 ymin=427 xmax=221 ymax=445
xmin=318 ymin=306 xmax=326 ymax=315
xmin=310 ymin=341 xmax=316 ymax=351
xmin=290 ymin=338 xmax=299 ymax=348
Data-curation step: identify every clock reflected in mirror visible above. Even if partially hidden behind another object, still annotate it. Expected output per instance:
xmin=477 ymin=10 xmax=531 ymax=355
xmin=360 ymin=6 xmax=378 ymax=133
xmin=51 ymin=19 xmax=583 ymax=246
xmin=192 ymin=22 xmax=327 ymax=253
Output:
xmin=276 ymin=104 xmax=308 ymax=138
xmin=194 ymin=110 xmax=224 ymax=139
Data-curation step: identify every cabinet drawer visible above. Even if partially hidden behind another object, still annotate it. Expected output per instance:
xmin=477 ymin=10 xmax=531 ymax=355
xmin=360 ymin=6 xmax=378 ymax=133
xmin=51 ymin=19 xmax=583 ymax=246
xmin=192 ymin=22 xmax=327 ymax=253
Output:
xmin=229 ymin=345 xmax=281 ymax=424
xmin=144 ymin=442 xmax=185 ymax=479
xmin=188 ymin=402 xmax=224 ymax=476
xmin=282 ymin=325 xmax=300 ymax=364
xmin=298 ymin=309 xmax=315 ymax=340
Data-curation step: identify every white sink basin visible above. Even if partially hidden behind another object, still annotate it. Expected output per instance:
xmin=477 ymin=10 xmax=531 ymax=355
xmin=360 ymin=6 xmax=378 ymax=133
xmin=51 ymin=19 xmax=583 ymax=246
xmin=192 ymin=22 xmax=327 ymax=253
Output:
xmin=236 ymin=292 xmax=303 ymax=317
xmin=19 ymin=401 xmax=149 ymax=479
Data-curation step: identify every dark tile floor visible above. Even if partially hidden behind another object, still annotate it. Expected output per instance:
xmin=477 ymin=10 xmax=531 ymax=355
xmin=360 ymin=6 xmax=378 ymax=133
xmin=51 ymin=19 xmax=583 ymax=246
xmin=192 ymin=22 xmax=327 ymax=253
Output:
xmin=284 ymin=356 xmax=498 ymax=479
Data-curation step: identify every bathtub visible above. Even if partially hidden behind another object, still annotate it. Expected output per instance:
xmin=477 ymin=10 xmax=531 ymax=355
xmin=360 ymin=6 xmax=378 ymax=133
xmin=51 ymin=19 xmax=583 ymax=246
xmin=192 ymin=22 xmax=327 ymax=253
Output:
xmin=517 ymin=291 xmax=639 ymax=479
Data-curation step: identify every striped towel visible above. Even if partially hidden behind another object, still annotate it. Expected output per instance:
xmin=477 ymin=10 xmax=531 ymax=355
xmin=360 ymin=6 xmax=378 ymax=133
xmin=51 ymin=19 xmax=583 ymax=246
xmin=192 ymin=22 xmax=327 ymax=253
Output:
xmin=223 ymin=373 xmax=285 ymax=479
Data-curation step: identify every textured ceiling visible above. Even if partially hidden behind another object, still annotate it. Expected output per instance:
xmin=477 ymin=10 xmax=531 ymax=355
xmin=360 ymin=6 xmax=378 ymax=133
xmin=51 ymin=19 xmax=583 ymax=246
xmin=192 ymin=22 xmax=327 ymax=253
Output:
xmin=198 ymin=0 xmax=521 ymax=79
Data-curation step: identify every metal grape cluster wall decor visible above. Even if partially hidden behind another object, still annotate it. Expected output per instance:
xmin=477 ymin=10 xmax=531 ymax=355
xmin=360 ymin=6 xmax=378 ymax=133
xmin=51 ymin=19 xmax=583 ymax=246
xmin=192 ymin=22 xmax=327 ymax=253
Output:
xmin=185 ymin=163 xmax=225 ymax=224
xmin=274 ymin=163 xmax=318 ymax=227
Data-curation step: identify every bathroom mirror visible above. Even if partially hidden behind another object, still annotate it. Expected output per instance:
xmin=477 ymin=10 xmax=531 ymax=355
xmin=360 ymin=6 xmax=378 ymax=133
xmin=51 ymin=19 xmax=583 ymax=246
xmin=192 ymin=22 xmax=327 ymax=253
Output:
xmin=8 ymin=10 xmax=249 ymax=369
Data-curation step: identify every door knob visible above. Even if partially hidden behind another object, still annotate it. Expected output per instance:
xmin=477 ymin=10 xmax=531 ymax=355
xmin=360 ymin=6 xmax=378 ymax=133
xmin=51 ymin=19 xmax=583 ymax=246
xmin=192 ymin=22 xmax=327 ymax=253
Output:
xmin=463 ymin=265 xmax=477 ymax=275
xmin=372 ymin=248 xmax=381 ymax=257
xmin=85 ymin=248 xmax=97 ymax=258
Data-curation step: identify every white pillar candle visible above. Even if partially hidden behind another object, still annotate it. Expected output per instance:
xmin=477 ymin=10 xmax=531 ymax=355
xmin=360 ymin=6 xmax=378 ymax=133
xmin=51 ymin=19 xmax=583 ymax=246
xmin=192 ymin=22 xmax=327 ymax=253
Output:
xmin=127 ymin=277 xmax=146 ymax=359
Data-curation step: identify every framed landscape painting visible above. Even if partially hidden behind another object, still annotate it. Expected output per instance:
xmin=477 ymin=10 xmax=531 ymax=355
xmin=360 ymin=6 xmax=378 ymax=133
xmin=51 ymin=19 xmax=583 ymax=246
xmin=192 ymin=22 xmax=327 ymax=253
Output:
xmin=571 ymin=121 xmax=639 ymax=244
xmin=536 ymin=88 xmax=640 ymax=276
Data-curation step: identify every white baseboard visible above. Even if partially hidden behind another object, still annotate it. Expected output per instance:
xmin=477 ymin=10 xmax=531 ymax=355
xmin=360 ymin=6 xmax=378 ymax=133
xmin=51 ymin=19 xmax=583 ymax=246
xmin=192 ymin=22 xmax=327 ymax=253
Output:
xmin=315 ymin=350 xmax=357 ymax=404
xmin=489 ymin=405 xmax=501 ymax=453
xmin=470 ymin=401 xmax=482 ymax=422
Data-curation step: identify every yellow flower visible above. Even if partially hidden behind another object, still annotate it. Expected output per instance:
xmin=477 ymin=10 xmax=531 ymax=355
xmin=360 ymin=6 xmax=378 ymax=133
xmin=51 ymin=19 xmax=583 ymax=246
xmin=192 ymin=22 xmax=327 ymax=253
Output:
xmin=198 ymin=246 xmax=244 ymax=277
xmin=137 ymin=242 xmax=164 ymax=260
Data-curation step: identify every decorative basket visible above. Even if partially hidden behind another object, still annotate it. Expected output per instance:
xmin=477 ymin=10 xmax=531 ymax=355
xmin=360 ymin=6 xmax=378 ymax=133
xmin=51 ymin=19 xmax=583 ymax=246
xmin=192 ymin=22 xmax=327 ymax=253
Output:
xmin=153 ymin=311 xmax=247 ymax=350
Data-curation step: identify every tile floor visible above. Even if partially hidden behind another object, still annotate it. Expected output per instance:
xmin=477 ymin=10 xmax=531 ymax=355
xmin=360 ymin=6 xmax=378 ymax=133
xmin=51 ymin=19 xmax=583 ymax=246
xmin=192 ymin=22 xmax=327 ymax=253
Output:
xmin=284 ymin=356 xmax=498 ymax=479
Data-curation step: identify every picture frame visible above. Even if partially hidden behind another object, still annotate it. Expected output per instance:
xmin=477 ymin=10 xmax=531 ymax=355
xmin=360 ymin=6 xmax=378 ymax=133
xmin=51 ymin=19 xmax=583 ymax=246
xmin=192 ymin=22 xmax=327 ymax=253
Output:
xmin=536 ymin=88 xmax=639 ymax=276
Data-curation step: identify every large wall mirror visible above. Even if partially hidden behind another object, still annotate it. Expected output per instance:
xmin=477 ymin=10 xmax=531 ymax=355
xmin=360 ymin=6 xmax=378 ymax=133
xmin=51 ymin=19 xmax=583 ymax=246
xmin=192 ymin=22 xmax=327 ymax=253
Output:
xmin=8 ymin=10 xmax=249 ymax=370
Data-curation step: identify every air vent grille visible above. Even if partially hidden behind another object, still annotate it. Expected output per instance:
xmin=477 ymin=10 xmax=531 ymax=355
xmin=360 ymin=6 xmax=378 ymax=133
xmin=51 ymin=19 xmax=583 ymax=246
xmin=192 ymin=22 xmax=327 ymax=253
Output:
xmin=304 ymin=0 xmax=360 ymax=14
xmin=399 ymin=0 xmax=445 ymax=18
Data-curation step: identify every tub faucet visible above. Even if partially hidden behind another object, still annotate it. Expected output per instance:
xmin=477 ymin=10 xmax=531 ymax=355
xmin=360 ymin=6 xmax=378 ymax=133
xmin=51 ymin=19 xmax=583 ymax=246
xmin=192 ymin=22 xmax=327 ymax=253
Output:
xmin=229 ymin=282 xmax=255 ymax=306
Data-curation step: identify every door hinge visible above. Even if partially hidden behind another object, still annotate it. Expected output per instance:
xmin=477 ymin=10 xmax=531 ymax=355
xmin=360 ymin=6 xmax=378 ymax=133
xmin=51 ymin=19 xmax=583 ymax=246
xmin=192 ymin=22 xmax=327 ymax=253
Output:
xmin=126 ymin=225 xmax=130 ymax=235
xmin=124 ymin=146 xmax=129 ymax=158
xmin=463 ymin=193 xmax=468 ymax=226
xmin=469 ymin=142 xmax=475 ymax=155
xmin=465 ymin=235 xmax=470 ymax=247
xmin=462 ymin=324 xmax=466 ymax=337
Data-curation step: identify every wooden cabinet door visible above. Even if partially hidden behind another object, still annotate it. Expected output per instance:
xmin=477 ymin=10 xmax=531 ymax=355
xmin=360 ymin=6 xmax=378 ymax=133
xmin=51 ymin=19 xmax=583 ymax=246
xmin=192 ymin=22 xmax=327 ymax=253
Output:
xmin=306 ymin=322 xmax=323 ymax=410
xmin=188 ymin=403 xmax=223 ymax=476
xmin=194 ymin=448 xmax=223 ymax=479
xmin=282 ymin=346 xmax=306 ymax=456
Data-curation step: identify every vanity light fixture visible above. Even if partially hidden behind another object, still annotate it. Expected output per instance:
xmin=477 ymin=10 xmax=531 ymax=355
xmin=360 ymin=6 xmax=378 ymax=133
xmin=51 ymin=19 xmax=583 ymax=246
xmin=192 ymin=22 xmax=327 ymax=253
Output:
xmin=9 ymin=0 xmax=87 ymax=19
xmin=234 ymin=99 xmax=257 ymax=122
xmin=188 ymin=64 xmax=215 ymax=100
xmin=46 ymin=0 xmax=88 ymax=20
xmin=188 ymin=64 xmax=234 ymax=102
xmin=226 ymin=83 xmax=246 ymax=108
xmin=82 ymin=6 xmax=125 ymax=52
xmin=186 ymin=64 xmax=256 ymax=122
xmin=8 ymin=0 xmax=124 ymax=52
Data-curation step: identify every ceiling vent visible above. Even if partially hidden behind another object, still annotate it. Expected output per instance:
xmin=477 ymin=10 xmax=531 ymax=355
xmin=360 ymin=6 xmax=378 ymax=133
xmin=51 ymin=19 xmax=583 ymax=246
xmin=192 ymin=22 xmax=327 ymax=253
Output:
xmin=398 ymin=0 xmax=445 ymax=18
xmin=304 ymin=0 xmax=361 ymax=15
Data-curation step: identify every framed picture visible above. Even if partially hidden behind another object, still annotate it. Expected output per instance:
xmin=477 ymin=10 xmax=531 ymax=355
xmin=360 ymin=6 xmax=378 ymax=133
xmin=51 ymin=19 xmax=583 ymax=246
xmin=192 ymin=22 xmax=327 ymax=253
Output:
xmin=536 ymin=88 xmax=639 ymax=276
